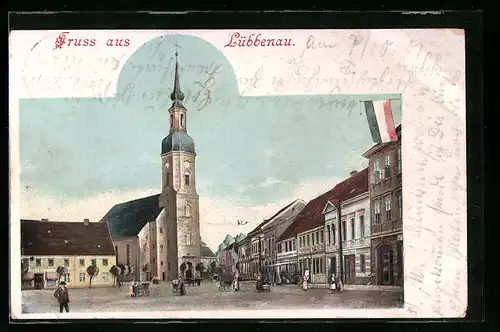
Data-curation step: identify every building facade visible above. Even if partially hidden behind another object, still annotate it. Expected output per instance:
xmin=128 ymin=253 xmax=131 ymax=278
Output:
xmin=101 ymin=54 xmax=202 ymax=282
xmin=276 ymin=222 xmax=299 ymax=275
xmin=362 ymin=125 xmax=403 ymax=286
xmin=113 ymin=236 xmax=140 ymax=280
xmin=323 ymin=169 xmax=371 ymax=285
xmin=237 ymin=237 xmax=251 ymax=279
xmin=21 ymin=219 xmax=116 ymax=289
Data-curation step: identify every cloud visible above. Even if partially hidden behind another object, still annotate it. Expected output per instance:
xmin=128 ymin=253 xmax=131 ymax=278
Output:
xmin=18 ymin=175 xmax=342 ymax=252
xmin=259 ymin=177 xmax=284 ymax=187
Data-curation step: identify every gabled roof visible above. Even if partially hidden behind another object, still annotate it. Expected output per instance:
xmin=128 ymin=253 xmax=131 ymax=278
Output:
xmin=99 ymin=194 xmax=162 ymax=239
xmin=21 ymin=220 xmax=115 ymax=256
xmin=277 ymin=214 xmax=303 ymax=241
xmin=293 ymin=168 xmax=369 ymax=235
xmin=247 ymin=199 xmax=300 ymax=236
xmin=201 ymin=245 xmax=216 ymax=258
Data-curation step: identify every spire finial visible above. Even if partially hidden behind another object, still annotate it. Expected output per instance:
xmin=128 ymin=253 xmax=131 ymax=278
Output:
xmin=170 ymin=48 xmax=184 ymax=104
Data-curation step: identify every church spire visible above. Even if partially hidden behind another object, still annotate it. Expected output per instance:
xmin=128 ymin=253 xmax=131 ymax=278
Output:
xmin=170 ymin=51 xmax=185 ymax=107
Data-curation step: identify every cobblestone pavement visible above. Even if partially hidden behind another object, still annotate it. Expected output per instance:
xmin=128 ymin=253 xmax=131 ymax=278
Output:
xmin=22 ymin=281 xmax=404 ymax=313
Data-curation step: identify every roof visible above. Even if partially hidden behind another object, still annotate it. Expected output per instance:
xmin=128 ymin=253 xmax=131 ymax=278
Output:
xmin=293 ymin=168 xmax=369 ymax=235
xmin=362 ymin=124 xmax=402 ymax=158
xmin=277 ymin=214 xmax=303 ymax=242
xmin=223 ymin=243 xmax=235 ymax=251
xmin=99 ymin=194 xmax=162 ymax=239
xmin=21 ymin=220 xmax=115 ymax=256
xmin=162 ymin=131 xmax=195 ymax=154
xmin=201 ymin=246 xmax=216 ymax=258
xmin=247 ymin=199 xmax=299 ymax=236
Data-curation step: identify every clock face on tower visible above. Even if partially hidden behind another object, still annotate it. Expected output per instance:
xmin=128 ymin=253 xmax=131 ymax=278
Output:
xmin=184 ymin=161 xmax=190 ymax=168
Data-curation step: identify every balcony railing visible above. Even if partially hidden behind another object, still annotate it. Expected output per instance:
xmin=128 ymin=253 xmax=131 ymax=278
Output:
xmin=372 ymin=220 xmax=403 ymax=234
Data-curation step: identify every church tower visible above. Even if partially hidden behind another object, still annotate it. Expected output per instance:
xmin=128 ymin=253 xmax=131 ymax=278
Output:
xmin=157 ymin=52 xmax=201 ymax=281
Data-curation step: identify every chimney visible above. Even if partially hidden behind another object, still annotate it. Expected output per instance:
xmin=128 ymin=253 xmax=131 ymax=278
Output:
xmin=41 ymin=218 xmax=49 ymax=222
xmin=83 ymin=218 xmax=90 ymax=225
xmin=350 ymin=170 xmax=357 ymax=176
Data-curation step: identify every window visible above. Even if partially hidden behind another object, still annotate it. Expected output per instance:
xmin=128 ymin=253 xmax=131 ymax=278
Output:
xmin=160 ymin=227 xmax=163 ymax=233
xmin=185 ymin=205 xmax=191 ymax=217
xmin=326 ymin=225 xmax=331 ymax=245
xmin=170 ymin=114 xmax=173 ymax=126
xmin=79 ymin=259 xmax=85 ymax=266
xmin=332 ymin=224 xmax=336 ymax=244
xmin=102 ymin=259 xmax=108 ymax=266
xmin=64 ymin=259 xmax=70 ymax=267
xmin=91 ymin=258 xmax=96 ymax=266
xmin=360 ymin=254 xmax=366 ymax=273
xmin=161 ymin=261 xmax=164 ymax=266
xmin=285 ymin=241 xmax=289 ymax=252
xmin=79 ymin=273 xmax=86 ymax=282
xmin=186 ymin=233 xmax=193 ymax=246
xmin=115 ymin=245 xmax=118 ymax=262
xmin=306 ymin=234 xmax=310 ymax=246
xmin=168 ymin=262 xmax=171 ymax=271
xmin=184 ymin=173 xmax=190 ymax=186
xmin=359 ymin=215 xmax=365 ymax=238
xmin=126 ymin=244 xmax=130 ymax=265
xmin=385 ymin=195 xmax=392 ymax=221
xmin=292 ymin=239 xmax=296 ymax=250
xmin=320 ymin=230 xmax=324 ymax=244
xmin=397 ymin=192 xmax=403 ymax=218
xmin=102 ymin=272 xmax=109 ymax=281
xmin=35 ymin=258 xmax=41 ymax=267
xmin=341 ymin=220 xmax=346 ymax=241
xmin=48 ymin=258 xmax=54 ymax=267
xmin=311 ymin=233 xmax=315 ymax=246
xmin=397 ymin=148 xmax=402 ymax=173
xmin=373 ymin=159 xmax=381 ymax=183
xmin=165 ymin=173 xmax=169 ymax=186
xmin=160 ymin=245 xmax=164 ymax=252
xmin=384 ymin=155 xmax=391 ymax=179
xmin=316 ymin=231 xmax=319 ymax=244
xmin=374 ymin=200 xmax=381 ymax=224
xmin=350 ymin=218 xmax=355 ymax=239
xmin=180 ymin=114 xmax=185 ymax=127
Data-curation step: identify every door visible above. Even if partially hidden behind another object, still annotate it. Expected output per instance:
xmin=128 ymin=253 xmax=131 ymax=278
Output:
xmin=330 ymin=257 xmax=337 ymax=280
xmin=396 ymin=241 xmax=403 ymax=285
xmin=34 ymin=274 xmax=44 ymax=290
xmin=344 ymin=255 xmax=355 ymax=283
xmin=378 ymin=245 xmax=394 ymax=285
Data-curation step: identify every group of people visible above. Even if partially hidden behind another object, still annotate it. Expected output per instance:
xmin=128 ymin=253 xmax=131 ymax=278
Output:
xmin=301 ymin=268 xmax=343 ymax=292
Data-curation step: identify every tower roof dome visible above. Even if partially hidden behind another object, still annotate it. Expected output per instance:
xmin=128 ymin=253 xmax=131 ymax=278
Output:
xmin=161 ymin=131 xmax=195 ymax=154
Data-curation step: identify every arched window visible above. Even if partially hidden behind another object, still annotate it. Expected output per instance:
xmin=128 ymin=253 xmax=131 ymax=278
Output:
xmin=186 ymin=233 xmax=192 ymax=246
xmin=160 ymin=245 xmax=163 ymax=252
xmin=165 ymin=172 xmax=169 ymax=186
xmin=184 ymin=205 xmax=191 ymax=217
xmin=184 ymin=172 xmax=190 ymax=186
xmin=180 ymin=114 xmax=185 ymax=128
xmin=170 ymin=114 xmax=174 ymax=127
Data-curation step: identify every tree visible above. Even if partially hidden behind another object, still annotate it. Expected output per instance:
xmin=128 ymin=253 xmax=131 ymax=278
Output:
xmin=109 ymin=265 xmax=121 ymax=286
xmin=209 ymin=261 xmax=217 ymax=273
xmin=56 ymin=266 xmax=68 ymax=285
xmin=179 ymin=262 xmax=187 ymax=277
xmin=21 ymin=259 xmax=29 ymax=279
xmin=86 ymin=265 xmax=100 ymax=289
xmin=195 ymin=262 xmax=205 ymax=274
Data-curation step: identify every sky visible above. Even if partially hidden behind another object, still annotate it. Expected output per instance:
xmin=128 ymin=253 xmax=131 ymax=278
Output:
xmin=18 ymin=34 xmax=401 ymax=251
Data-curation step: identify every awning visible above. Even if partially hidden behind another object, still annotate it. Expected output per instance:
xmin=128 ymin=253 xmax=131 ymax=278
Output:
xmin=46 ymin=272 xmax=58 ymax=280
xmin=23 ymin=272 xmax=34 ymax=280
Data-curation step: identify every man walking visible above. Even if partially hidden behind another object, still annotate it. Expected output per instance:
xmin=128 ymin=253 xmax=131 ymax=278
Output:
xmin=53 ymin=281 xmax=70 ymax=313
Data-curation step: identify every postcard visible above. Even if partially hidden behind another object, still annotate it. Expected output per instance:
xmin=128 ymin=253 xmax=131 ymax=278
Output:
xmin=9 ymin=28 xmax=467 ymax=319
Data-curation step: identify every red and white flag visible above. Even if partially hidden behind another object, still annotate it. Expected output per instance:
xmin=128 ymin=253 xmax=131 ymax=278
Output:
xmin=363 ymin=100 xmax=398 ymax=143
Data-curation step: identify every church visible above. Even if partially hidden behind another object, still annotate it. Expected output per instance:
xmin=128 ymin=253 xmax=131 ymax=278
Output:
xmin=100 ymin=52 xmax=202 ymax=282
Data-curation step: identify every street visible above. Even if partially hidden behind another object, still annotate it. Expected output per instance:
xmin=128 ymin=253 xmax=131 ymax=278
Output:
xmin=22 ymin=281 xmax=403 ymax=314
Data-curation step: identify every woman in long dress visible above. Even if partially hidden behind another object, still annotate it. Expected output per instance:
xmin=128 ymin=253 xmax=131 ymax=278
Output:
xmin=302 ymin=269 xmax=309 ymax=291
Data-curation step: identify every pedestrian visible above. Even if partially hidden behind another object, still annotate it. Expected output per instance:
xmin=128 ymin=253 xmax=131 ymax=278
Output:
xmin=337 ymin=274 xmax=343 ymax=292
xmin=233 ymin=269 xmax=240 ymax=292
xmin=329 ymin=274 xmax=336 ymax=292
xmin=302 ymin=268 xmax=309 ymax=291
xmin=53 ymin=281 xmax=70 ymax=313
